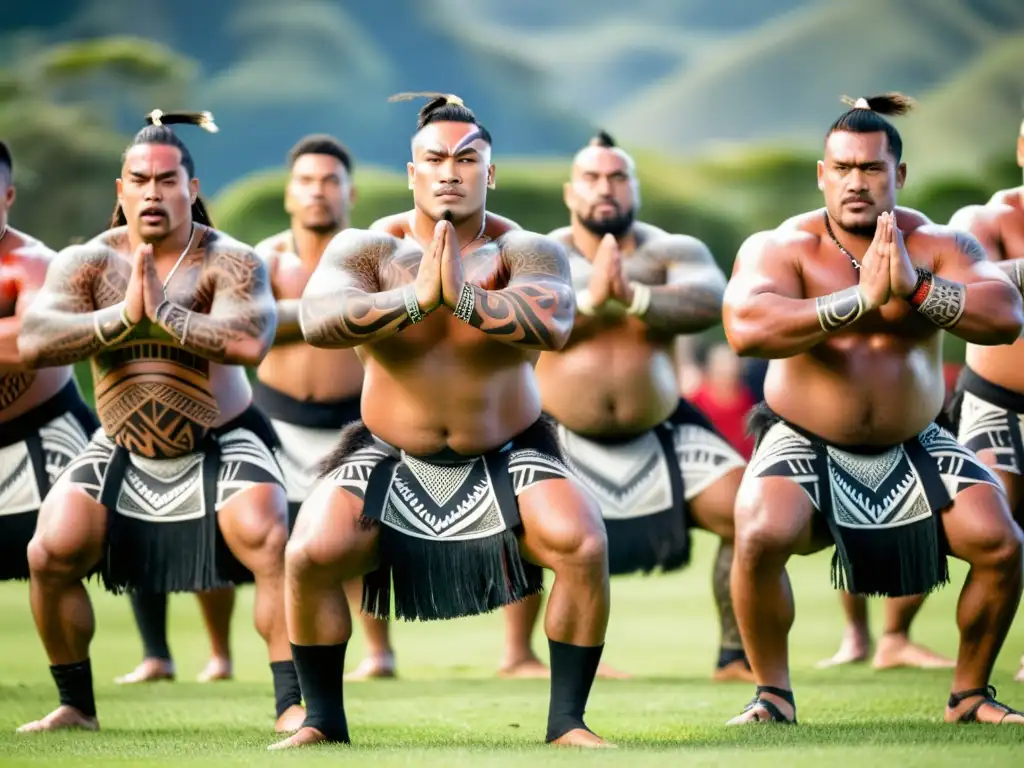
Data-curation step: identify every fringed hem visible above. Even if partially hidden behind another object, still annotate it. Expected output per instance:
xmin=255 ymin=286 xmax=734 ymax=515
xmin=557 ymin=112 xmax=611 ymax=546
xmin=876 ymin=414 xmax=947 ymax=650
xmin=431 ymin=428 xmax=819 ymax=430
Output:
xmin=829 ymin=519 xmax=950 ymax=598
xmin=605 ymin=509 xmax=690 ymax=576
xmin=362 ymin=523 xmax=543 ymax=621
xmin=0 ymin=510 xmax=37 ymax=581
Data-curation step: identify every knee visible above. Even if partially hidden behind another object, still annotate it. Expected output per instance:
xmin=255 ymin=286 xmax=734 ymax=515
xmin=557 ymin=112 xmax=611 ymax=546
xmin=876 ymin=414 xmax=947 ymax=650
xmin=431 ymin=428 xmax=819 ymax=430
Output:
xmin=284 ymin=524 xmax=349 ymax=585
xmin=229 ymin=484 xmax=289 ymax=557
xmin=733 ymin=502 xmax=797 ymax=566
xmin=28 ymin=493 xmax=101 ymax=579
xmin=549 ymin=497 xmax=609 ymax=575
xmin=986 ymin=517 xmax=1024 ymax=575
xmin=27 ymin=532 xmax=82 ymax=581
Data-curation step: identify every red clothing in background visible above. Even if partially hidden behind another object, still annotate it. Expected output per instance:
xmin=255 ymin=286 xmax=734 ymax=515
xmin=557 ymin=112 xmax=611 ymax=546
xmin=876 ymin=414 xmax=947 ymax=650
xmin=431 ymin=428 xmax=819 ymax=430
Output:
xmin=689 ymin=385 xmax=756 ymax=460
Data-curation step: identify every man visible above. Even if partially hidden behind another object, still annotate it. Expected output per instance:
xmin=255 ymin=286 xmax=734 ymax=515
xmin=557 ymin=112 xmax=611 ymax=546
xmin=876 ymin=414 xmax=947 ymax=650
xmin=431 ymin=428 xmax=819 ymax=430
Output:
xmin=947 ymin=115 xmax=1024 ymax=684
xmin=270 ymin=93 xmax=610 ymax=750
xmin=498 ymin=132 xmax=752 ymax=683
xmin=722 ymin=94 xmax=1024 ymax=725
xmin=253 ymin=134 xmax=396 ymax=681
xmin=15 ymin=111 xmax=304 ymax=733
xmin=0 ymin=140 xmax=98 ymax=587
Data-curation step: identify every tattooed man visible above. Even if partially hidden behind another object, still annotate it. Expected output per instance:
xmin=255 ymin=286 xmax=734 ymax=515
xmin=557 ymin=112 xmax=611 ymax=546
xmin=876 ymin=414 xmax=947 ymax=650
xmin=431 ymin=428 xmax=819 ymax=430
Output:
xmin=271 ymin=94 xmax=610 ymax=750
xmin=0 ymin=140 xmax=97 ymax=586
xmin=947 ymin=115 xmax=1024 ymax=684
xmin=498 ymin=131 xmax=752 ymax=683
xmin=723 ymin=94 xmax=1024 ymax=726
xmin=15 ymin=112 xmax=304 ymax=734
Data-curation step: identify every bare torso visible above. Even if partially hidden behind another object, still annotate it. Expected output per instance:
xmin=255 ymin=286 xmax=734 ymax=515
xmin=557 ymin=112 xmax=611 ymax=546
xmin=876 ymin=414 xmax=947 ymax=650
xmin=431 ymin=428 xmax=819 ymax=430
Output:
xmin=88 ymin=227 xmax=252 ymax=457
xmin=0 ymin=228 xmax=72 ymax=423
xmin=764 ymin=208 xmax=946 ymax=445
xmin=358 ymin=212 xmax=542 ymax=455
xmin=961 ymin=187 xmax=1024 ymax=391
xmin=536 ymin=222 xmax=679 ymax=435
xmin=255 ymin=230 xmax=363 ymax=402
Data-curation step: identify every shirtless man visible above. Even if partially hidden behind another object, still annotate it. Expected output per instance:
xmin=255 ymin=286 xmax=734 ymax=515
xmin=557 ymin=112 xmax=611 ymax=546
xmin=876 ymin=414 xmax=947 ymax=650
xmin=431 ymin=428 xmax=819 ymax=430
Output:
xmin=498 ymin=131 xmax=752 ymax=682
xmin=947 ymin=116 xmax=1024 ymax=684
xmin=0 ymin=140 xmax=98 ymax=587
xmin=722 ymin=94 xmax=1024 ymax=726
xmin=253 ymin=134 xmax=397 ymax=681
xmin=14 ymin=112 xmax=304 ymax=733
xmin=270 ymin=93 xmax=610 ymax=750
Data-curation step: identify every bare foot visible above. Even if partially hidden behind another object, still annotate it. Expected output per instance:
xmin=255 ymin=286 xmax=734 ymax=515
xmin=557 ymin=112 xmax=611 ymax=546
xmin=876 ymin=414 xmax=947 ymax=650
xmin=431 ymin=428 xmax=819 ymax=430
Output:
xmin=1015 ymin=655 xmax=1024 ymax=683
xmin=344 ymin=653 xmax=396 ymax=682
xmin=197 ymin=657 xmax=233 ymax=682
xmin=275 ymin=704 xmax=306 ymax=733
xmin=873 ymin=634 xmax=955 ymax=670
xmin=726 ymin=692 xmax=795 ymax=725
xmin=815 ymin=630 xmax=870 ymax=669
xmin=498 ymin=657 xmax=549 ymax=679
xmin=548 ymin=728 xmax=615 ymax=748
xmin=945 ymin=692 xmax=1024 ymax=724
xmin=713 ymin=659 xmax=756 ymax=683
xmin=17 ymin=705 xmax=99 ymax=733
xmin=596 ymin=662 xmax=632 ymax=680
xmin=268 ymin=726 xmax=346 ymax=750
xmin=114 ymin=658 xmax=175 ymax=684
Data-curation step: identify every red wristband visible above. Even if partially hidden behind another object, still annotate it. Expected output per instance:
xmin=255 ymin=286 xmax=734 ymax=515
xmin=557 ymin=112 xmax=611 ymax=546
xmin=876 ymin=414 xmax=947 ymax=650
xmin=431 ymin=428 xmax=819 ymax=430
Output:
xmin=907 ymin=268 xmax=932 ymax=308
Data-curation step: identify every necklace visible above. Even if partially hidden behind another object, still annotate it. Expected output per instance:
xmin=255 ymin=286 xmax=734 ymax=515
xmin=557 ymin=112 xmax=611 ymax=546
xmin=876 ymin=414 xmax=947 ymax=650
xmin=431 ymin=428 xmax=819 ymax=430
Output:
xmin=161 ymin=224 xmax=197 ymax=290
xmin=823 ymin=211 xmax=861 ymax=271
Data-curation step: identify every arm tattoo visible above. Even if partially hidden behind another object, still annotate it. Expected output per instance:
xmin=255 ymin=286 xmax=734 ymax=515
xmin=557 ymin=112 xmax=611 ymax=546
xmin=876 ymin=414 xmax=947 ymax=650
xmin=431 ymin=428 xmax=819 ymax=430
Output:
xmin=298 ymin=232 xmax=417 ymax=348
xmin=156 ymin=247 xmax=274 ymax=364
xmin=907 ymin=268 xmax=966 ymax=329
xmin=954 ymin=232 xmax=988 ymax=263
xmin=635 ymin=236 xmax=726 ymax=333
xmin=454 ymin=235 xmax=574 ymax=351
xmin=18 ymin=247 xmax=135 ymax=368
xmin=815 ymin=285 xmax=865 ymax=332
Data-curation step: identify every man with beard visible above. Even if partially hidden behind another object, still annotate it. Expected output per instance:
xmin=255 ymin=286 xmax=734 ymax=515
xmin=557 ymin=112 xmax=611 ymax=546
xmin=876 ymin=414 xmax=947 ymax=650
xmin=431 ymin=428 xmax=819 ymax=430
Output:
xmin=498 ymin=131 xmax=752 ymax=682
xmin=270 ymin=93 xmax=611 ymax=749
xmin=0 ymin=140 xmax=98 ymax=589
xmin=16 ymin=111 xmax=303 ymax=733
xmin=723 ymin=94 xmax=1024 ymax=725
xmin=947 ymin=115 xmax=1024 ymax=684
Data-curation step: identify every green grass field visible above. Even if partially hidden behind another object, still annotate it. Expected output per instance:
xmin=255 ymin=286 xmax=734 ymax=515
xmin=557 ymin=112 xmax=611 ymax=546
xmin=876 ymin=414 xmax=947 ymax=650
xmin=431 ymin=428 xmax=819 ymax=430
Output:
xmin=0 ymin=533 xmax=1021 ymax=767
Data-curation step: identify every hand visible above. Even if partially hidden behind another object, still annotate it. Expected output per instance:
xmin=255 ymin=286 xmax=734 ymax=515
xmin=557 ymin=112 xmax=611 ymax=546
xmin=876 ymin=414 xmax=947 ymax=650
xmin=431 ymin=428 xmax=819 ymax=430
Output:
xmin=588 ymin=234 xmax=621 ymax=308
xmin=123 ymin=244 xmax=148 ymax=324
xmin=439 ymin=220 xmax=466 ymax=310
xmin=414 ymin=220 xmax=443 ymax=313
xmin=857 ymin=214 xmax=891 ymax=311
xmin=138 ymin=244 xmax=165 ymax=322
xmin=885 ymin=213 xmax=918 ymax=298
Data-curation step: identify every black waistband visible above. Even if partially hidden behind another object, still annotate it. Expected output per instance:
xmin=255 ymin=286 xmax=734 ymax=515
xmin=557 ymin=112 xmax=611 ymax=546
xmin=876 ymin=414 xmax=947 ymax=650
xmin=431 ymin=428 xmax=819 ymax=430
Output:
xmin=957 ymin=366 xmax=1024 ymax=413
xmin=0 ymin=379 xmax=97 ymax=448
xmin=211 ymin=405 xmax=280 ymax=449
xmin=251 ymin=379 xmax=361 ymax=429
xmin=750 ymin=401 xmax=921 ymax=456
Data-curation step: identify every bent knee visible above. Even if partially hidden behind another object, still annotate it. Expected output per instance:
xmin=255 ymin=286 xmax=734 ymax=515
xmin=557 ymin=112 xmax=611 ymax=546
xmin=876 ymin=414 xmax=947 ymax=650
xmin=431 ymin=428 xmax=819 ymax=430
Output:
xmin=733 ymin=485 xmax=814 ymax=561
xmin=981 ymin=517 xmax=1024 ymax=572
xmin=29 ymin=487 xmax=105 ymax=577
xmin=221 ymin=483 xmax=288 ymax=551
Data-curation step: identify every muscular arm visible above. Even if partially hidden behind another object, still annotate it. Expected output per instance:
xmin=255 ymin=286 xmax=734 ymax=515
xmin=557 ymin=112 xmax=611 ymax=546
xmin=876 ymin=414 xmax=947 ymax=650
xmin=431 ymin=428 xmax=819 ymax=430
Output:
xmin=920 ymin=229 xmax=1022 ymax=344
xmin=17 ymin=245 xmax=134 ymax=369
xmin=634 ymin=235 xmax=726 ymax=334
xmin=298 ymin=230 xmax=415 ymax=349
xmin=155 ymin=245 xmax=278 ymax=366
xmin=455 ymin=232 xmax=574 ymax=351
xmin=724 ymin=231 xmax=863 ymax=359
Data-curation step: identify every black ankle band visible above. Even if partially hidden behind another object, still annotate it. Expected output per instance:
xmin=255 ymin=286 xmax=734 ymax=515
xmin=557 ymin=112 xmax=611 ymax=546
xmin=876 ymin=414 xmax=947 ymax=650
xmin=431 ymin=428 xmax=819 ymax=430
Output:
xmin=270 ymin=660 xmax=302 ymax=717
xmin=756 ymin=685 xmax=795 ymax=708
xmin=50 ymin=660 xmax=96 ymax=718
xmin=292 ymin=643 xmax=350 ymax=743
xmin=545 ymin=639 xmax=603 ymax=743
xmin=130 ymin=592 xmax=171 ymax=661
xmin=717 ymin=647 xmax=748 ymax=669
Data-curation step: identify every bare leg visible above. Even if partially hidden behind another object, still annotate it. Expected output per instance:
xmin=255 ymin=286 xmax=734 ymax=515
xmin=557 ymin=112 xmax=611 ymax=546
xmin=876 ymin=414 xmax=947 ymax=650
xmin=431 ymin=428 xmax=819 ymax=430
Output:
xmin=343 ymin=577 xmax=397 ymax=681
xmin=196 ymin=587 xmax=236 ymax=681
xmin=873 ymin=594 xmax=954 ymax=670
xmin=17 ymin=480 xmax=107 ymax=733
xmin=518 ymin=478 xmax=614 ymax=748
xmin=939 ymin=484 xmax=1024 ymax=723
xmin=115 ymin=593 xmax=176 ymax=684
xmin=815 ymin=592 xmax=871 ymax=668
xmin=218 ymin=482 xmax=299 ymax=731
xmin=269 ymin=483 xmax=379 ymax=750
xmin=688 ymin=466 xmax=754 ymax=683
xmin=727 ymin=476 xmax=828 ymax=725
xmin=498 ymin=593 xmax=548 ymax=678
